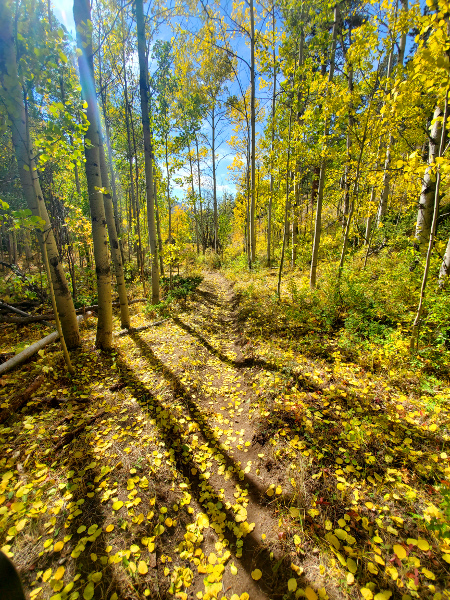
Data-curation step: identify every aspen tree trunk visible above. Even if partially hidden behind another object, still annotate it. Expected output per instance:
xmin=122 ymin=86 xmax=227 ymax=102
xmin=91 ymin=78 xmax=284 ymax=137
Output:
xmin=310 ymin=5 xmax=338 ymax=289
xmin=188 ymin=141 xmax=200 ymax=254
xmin=439 ymin=237 xmax=450 ymax=286
xmin=411 ymin=90 xmax=449 ymax=350
xmin=154 ymin=180 xmax=164 ymax=276
xmin=97 ymin=22 xmax=121 ymax=240
xmin=121 ymin=7 xmax=138 ymax=267
xmin=376 ymin=0 xmax=408 ymax=224
xmin=73 ymin=0 xmax=112 ymax=350
xmin=98 ymin=139 xmax=130 ymax=328
xmin=415 ymin=105 xmax=446 ymax=250
xmin=267 ymin=4 xmax=276 ymax=268
xmin=211 ymin=104 xmax=218 ymax=253
xmin=342 ymin=45 xmax=354 ymax=231
xmin=249 ymin=0 xmax=256 ymax=265
xmin=195 ymin=136 xmax=205 ymax=254
xmin=0 ymin=4 xmax=80 ymax=348
xmin=129 ymin=108 xmax=146 ymax=291
xmin=277 ymin=107 xmax=294 ymax=298
xmin=135 ymin=0 xmax=159 ymax=304
xmin=165 ymin=134 xmax=173 ymax=286
xmin=292 ymin=174 xmax=299 ymax=267
xmin=24 ymin=229 xmax=32 ymax=265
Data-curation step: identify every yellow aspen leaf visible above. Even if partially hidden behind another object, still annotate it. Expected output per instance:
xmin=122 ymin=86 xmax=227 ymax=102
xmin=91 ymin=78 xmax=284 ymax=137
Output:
xmin=422 ymin=568 xmax=435 ymax=579
xmin=105 ymin=524 xmax=114 ymax=532
xmin=53 ymin=566 xmax=65 ymax=580
xmin=374 ymin=592 xmax=392 ymax=600
xmin=417 ymin=539 xmax=430 ymax=551
xmin=251 ymin=569 xmax=262 ymax=580
xmin=347 ymin=558 xmax=357 ymax=574
xmin=367 ymin=562 xmax=378 ymax=575
xmin=83 ymin=582 xmax=94 ymax=600
xmin=288 ymin=578 xmax=297 ymax=591
xmin=360 ymin=589 xmax=373 ymax=600
xmin=54 ymin=541 xmax=64 ymax=552
xmin=346 ymin=572 xmax=354 ymax=585
xmin=91 ymin=572 xmax=102 ymax=583
xmin=138 ymin=561 xmax=148 ymax=575
xmin=197 ymin=514 xmax=209 ymax=528
xmin=305 ymin=587 xmax=318 ymax=600
xmin=442 ymin=554 xmax=450 ymax=563
xmin=393 ymin=544 xmax=406 ymax=559
xmin=230 ymin=564 xmax=237 ymax=575
xmin=386 ymin=565 xmax=398 ymax=580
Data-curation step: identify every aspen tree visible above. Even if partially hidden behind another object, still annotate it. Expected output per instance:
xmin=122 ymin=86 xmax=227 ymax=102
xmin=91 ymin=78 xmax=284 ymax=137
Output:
xmin=411 ymin=90 xmax=449 ymax=350
xmin=309 ymin=4 xmax=338 ymax=289
xmin=135 ymin=0 xmax=159 ymax=304
xmin=73 ymin=0 xmax=113 ymax=349
xmin=0 ymin=0 xmax=80 ymax=349
xmin=249 ymin=0 xmax=257 ymax=264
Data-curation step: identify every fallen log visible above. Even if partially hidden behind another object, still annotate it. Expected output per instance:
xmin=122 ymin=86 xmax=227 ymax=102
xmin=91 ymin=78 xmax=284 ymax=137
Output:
xmin=54 ymin=410 xmax=106 ymax=451
xmin=0 ymin=314 xmax=54 ymax=324
xmin=0 ymin=301 xmax=52 ymax=326
xmin=0 ymin=300 xmax=36 ymax=317
xmin=0 ymin=313 xmax=91 ymax=376
xmin=0 ymin=374 xmax=44 ymax=424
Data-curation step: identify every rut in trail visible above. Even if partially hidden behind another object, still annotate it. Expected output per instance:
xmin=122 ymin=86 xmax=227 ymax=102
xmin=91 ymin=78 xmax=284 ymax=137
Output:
xmin=115 ymin=271 xmax=334 ymax=600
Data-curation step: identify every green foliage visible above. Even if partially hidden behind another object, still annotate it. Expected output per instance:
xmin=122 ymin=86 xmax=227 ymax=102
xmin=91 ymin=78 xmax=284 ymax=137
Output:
xmin=146 ymin=275 xmax=203 ymax=316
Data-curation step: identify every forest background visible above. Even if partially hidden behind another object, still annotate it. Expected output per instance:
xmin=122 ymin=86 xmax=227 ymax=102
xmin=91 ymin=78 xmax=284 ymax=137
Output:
xmin=1 ymin=0 xmax=450 ymax=598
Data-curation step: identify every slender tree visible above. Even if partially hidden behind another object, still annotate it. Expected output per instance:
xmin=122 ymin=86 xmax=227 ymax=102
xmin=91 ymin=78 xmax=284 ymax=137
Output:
xmin=73 ymin=0 xmax=113 ymax=349
xmin=0 ymin=0 xmax=81 ymax=348
xmin=135 ymin=0 xmax=159 ymax=304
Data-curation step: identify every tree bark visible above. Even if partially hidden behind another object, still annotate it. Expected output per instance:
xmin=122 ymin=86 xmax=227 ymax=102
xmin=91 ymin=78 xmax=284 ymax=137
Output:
xmin=411 ymin=90 xmax=449 ymax=350
xmin=267 ymin=4 xmax=277 ymax=268
xmin=136 ymin=0 xmax=159 ymax=304
xmin=249 ymin=0 xmax=256 ymax=265
xmin=154 ymin=179 xmax=164 ymax=276
xmin=310 ymin=5 xmax=338 ymax=289
xmin=211 ymin=104 xmax=218 ymax=252
xmin=0 ymin=4 xmax=80 ymax=349
xmin=195 ymin=135 xmax=205 ymax=253
xmin=73 ymin=0 xmax=112 ymax=349
xmin=415 ymin=106 xmax=446 ymax=250
xmin=98 ymin=137 xmax=130 ymax=328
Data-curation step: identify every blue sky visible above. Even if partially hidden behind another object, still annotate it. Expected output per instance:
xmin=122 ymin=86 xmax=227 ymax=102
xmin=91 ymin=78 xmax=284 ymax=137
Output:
xmin=51 ymin=0 xmax=238 ymax=201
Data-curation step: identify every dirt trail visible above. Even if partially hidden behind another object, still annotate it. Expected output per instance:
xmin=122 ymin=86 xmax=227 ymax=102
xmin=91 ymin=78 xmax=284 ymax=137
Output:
xmin=1 ymin=271 xmax=339 ymax=600
xmin=120 ymin=270 xmax=314 ymax=599
xmin=148 ymin=271 xmax=296 ymax=599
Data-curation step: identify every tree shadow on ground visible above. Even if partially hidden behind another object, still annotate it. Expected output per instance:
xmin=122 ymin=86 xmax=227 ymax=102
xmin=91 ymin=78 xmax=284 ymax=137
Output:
xmin=114 ymin=338 xmax=316 ymax=600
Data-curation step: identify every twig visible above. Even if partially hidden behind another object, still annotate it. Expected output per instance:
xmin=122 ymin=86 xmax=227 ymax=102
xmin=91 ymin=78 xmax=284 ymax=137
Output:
xmin=54 ymin=410 xmax=106 ymax=451
xmin=0 ymin=375 xmax=44 ymax=424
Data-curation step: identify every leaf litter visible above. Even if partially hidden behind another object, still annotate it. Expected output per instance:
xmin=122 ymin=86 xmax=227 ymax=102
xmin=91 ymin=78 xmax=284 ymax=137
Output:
xmin=0 ymin=272 xmax=449 ymax=600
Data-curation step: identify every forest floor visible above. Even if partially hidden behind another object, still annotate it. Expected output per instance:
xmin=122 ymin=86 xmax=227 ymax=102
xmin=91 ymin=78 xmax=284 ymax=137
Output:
xmin=1 ymin=270 xmax=450 ymax=600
